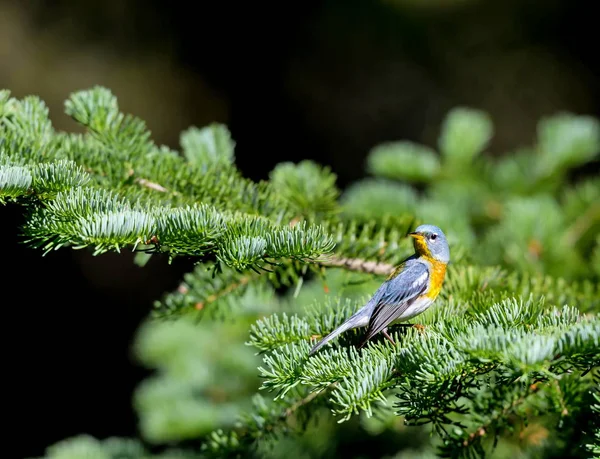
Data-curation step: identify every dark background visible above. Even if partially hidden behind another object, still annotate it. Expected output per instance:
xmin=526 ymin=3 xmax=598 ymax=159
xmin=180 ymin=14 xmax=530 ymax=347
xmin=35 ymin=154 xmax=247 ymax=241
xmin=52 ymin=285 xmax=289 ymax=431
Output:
xmin=1 ymin=1 xmax=598 ymax=457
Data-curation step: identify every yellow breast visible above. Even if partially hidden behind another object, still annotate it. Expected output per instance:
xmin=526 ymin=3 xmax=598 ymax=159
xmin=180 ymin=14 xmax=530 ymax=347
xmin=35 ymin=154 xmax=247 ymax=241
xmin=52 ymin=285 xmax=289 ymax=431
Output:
xmin=424 ymin=257 xmax=447 ymax=299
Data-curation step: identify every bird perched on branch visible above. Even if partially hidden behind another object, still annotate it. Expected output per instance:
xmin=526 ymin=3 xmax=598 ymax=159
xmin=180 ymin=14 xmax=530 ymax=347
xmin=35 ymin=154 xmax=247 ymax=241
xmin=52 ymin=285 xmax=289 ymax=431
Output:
xmin=309 ymin=224 xmax=450 ymax=355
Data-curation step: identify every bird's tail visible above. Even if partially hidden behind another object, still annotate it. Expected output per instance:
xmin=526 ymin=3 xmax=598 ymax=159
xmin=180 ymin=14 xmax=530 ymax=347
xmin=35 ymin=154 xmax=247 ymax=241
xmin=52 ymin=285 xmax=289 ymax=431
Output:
xmin=308 ymin=309 xmax=370 ymax=356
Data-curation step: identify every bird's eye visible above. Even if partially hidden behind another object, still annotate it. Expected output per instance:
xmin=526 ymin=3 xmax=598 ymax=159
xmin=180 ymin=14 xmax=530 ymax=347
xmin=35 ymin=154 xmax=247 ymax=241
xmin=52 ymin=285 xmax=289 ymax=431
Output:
xmin=430 ymin=234 xmax=437 ymax=241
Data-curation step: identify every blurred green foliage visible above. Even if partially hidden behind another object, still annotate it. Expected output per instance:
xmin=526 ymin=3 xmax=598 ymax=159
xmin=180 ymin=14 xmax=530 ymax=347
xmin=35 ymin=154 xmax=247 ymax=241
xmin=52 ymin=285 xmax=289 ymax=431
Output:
xmin=132 ymin=318 xmax=261 ymax=444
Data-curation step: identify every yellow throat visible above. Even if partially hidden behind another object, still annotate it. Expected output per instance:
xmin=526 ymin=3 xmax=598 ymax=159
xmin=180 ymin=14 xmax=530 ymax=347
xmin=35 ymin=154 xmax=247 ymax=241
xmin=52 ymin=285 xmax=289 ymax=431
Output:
xmin=410 ymin=233 xmax=447 ymax=299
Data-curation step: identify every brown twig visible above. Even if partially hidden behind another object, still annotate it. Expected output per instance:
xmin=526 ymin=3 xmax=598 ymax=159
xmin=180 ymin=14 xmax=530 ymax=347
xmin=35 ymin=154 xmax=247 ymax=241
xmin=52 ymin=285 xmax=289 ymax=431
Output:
xmin=283 ymin=382 xmax=339 ymax=419
xmin=191 ymin=274 xmax=257 ymax=310
xmin=316 ymin=254 xmax=394 ymax=276
xmin=562 ymin=203 xmax=600 ymax=247
xmin=135 ymin=177 xmax=169 ymax=192
xmin=125 ymin=168 xmax=170 ymax=193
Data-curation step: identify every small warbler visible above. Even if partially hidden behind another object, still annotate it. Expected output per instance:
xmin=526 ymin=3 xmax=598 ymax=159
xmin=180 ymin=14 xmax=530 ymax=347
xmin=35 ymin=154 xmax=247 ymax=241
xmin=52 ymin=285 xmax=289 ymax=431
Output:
xmin=309 ymin=224 xmax=449 ymax=355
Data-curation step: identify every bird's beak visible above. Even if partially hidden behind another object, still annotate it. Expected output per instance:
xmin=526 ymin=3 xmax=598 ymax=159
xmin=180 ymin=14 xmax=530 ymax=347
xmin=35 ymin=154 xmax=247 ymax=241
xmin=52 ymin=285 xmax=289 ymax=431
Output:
xmin=409 ymin=232 xmax=426 ymax=244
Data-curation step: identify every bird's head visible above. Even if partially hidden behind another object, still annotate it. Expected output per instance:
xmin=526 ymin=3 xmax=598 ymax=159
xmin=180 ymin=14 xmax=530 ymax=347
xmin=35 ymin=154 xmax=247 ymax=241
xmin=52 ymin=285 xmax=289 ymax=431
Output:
xmin=409 ymin=224 xmax=450 ymax=263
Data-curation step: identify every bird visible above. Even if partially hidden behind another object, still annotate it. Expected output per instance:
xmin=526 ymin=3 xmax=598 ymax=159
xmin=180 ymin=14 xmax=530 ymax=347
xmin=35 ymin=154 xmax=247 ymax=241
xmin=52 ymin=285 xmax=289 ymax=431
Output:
xmin=308 ymin=224 xmax=450 ymax=356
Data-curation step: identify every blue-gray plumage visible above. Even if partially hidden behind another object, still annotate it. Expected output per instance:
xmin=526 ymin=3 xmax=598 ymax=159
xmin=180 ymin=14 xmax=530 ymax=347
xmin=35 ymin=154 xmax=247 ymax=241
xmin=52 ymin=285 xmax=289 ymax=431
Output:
xmin=309 ymin=224 xmax=450 ymax=355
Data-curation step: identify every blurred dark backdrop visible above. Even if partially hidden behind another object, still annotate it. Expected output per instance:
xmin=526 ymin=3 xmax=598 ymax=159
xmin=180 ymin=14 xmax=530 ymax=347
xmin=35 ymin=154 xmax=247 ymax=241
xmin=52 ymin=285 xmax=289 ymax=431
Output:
xmin=1 ymin=0 xmax=599 ymax=457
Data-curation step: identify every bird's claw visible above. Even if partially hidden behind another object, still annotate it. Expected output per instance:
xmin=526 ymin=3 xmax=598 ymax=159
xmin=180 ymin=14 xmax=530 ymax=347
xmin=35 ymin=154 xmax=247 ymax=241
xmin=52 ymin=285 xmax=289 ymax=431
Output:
xmin=412 ymin=324 xmax=426 ymax=334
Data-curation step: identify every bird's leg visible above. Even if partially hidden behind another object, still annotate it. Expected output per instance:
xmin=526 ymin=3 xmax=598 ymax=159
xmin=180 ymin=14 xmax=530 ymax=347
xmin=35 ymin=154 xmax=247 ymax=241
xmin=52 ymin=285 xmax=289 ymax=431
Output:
xmin=382 ymin=328 xmax=396 ymax=346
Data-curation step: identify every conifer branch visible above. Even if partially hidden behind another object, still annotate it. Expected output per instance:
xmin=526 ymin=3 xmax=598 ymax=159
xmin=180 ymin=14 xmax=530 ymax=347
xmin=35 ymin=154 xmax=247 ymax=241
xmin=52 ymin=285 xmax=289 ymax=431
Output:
xmin=4 ymin=87 xmax=600 ymax=459
xmin=248 ymin=288 xmax=600 ymax=453
xmin=456 ymin=384 xmax=534 ymax=450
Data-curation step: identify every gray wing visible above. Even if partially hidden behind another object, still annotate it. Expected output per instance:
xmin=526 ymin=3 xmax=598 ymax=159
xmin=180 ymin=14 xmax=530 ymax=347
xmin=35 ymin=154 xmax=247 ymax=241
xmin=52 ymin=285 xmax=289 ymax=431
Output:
xmin=362 ymin=261 xmax=429 ymax=343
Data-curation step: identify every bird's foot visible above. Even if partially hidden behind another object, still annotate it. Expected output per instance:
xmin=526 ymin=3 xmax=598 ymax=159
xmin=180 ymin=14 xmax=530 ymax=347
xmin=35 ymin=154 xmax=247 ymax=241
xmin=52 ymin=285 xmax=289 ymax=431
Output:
xmin=412 ymin=324 xmax=426 ymax=334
